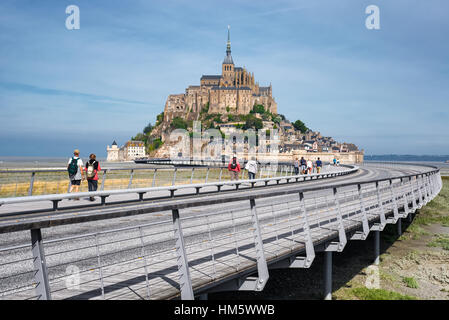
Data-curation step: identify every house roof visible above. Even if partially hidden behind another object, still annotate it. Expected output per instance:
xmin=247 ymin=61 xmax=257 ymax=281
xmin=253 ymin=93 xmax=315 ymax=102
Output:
xmin=201 ymin=75 xmax=222 ymax=80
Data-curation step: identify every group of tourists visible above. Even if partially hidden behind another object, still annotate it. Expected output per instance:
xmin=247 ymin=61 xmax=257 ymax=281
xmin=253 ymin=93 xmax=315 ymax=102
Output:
xmin=67 ymin=150 xmax=329 ymax=199
xmin=67 ymin=149 xmax=101 ymax=201
xmin=293 ymin=157 xmax=323 ymax=175
xmin=227 ymin=155 xmax=323 ymax=181
xmin=332 ymin=156 xmax=340 ymax=166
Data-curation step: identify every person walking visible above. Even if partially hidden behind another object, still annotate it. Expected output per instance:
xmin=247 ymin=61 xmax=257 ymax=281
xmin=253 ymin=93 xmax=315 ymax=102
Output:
xmin=316 ymin=157 xmax=322 ymax=174
xmin=294 ymin=157 xmax=300 ymax=175
xmin=67 ymin=149 xmax=85 ymax=200
xmin=85 ymin=153 xmax=101 ymax=201
xmin=300 ymin=157 xmax=307 ymax=174
xmin=333 ymin=156 xmax=337 ymax=166
xmin=245 ymin=157 xmax=258 ymax=180
xmin=307 ymin=159 xmax=313 ymax=175
xmin=228 ymin=156 xmax=241 ymax=181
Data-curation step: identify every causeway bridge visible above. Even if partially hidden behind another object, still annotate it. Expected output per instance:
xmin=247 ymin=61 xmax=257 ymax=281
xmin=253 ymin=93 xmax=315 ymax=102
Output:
xmin=0 ymin=162 xmax=442 ymax=300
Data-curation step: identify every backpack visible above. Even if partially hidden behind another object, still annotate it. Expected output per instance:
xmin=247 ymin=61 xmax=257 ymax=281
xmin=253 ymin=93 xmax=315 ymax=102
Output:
xmin=68 ymin=157 xmax=78 ymax=176
xmin=86 ymin=160 xmax=96 ymax=179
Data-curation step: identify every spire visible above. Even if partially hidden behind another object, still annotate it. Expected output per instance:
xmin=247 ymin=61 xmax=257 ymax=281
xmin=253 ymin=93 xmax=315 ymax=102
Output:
xmin=223 ymin=25 xmax=234 ymax=65
xmin=227 ymin=25 xmax=231 ymax=51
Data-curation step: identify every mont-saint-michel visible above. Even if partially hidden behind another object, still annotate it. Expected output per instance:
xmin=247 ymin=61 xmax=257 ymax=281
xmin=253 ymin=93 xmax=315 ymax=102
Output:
xmin=108 ymin=27 xmax=363 ymax=164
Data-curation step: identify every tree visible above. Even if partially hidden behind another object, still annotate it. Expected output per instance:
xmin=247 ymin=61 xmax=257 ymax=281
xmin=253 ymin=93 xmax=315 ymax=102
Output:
xmin=252 ymin=104 xmax=265 ymax=114
xmin=293 ymin=120 xmax=308 ymax=133
xmin=170 ymin=117 xmax=188 ymax=130
xmin=156 ymin=112 xmax=164 ymax=126
xmin=243 ymin=115 xmax=263 ymax=130
xmin=143 ymin=122 xmax=153 ymax=134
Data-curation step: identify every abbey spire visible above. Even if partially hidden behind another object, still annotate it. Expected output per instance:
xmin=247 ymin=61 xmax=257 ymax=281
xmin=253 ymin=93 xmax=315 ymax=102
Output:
xmin=223 ymin=25 xmax=234 ymax=65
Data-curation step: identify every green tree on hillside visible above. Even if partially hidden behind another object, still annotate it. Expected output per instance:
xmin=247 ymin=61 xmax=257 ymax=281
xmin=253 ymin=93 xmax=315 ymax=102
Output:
xmin=170 ymin=117 xmax=188 ymax=130
xmin=293 ymin=120 xmax=308 ymax=133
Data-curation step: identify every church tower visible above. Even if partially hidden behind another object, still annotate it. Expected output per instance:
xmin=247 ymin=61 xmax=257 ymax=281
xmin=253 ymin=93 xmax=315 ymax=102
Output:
xmin=222 ymin=26 xmax=234 ymax=86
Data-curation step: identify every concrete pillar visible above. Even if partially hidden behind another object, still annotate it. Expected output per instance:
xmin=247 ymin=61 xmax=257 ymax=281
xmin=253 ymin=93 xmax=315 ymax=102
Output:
xmin=374 ymin=231 xmax=380 ymax=266
xmin=323 ymin=251 xmax=332 ymax=300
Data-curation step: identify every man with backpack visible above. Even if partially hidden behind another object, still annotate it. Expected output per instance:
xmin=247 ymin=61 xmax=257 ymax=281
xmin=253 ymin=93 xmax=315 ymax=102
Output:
xmin=67 ymin=149 xmax=85 ymax=199
xmin=228 ymin=155 xmax=241 ymax=181
xmin=300 ymin=157 xmax=307 ymax=174
xmin=85 ymin=153 xmax=101 ymax=201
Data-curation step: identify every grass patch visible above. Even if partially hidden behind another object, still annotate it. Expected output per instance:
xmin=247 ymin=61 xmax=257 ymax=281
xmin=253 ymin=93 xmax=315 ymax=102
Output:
xmin=427 ymin=234 xmax=449 ymax=251
xmin=413 ymin=177 xmax=449 ymax=227
xmin=402 ymin=276 xmax=419 ymax=289
xmin=349 ymin=287 xmax=416 ymax=300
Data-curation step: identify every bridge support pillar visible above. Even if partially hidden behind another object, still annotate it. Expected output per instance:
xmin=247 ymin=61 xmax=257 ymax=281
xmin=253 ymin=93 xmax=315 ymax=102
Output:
xmin=374 ymin=231 xmax=380 ymax=266
xmin=323 ymin=251 xmax=332 ymax=300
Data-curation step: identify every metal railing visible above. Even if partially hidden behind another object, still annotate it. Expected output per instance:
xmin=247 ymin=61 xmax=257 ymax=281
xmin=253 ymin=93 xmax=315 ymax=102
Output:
xmin=0 ymin=164 xmax=355 ymax=210
xmin=0 ymin=163 xmax=442 ymax=300
xmin=0 ymin=161 xmax=318 ymax=198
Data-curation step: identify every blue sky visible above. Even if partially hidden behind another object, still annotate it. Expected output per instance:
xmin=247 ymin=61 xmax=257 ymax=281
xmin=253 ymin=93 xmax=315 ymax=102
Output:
xmin=0 ymin=0 xmax=448 ymax=157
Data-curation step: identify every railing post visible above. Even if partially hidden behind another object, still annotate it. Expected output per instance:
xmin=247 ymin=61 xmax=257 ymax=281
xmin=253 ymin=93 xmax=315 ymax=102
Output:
xmin=152 ymin=169 xmax=157 ymax=187
xmin=94 ymin=234 xmax=105 ymax=299
xmin=171 ymin=208 xmax=194 ymax=300
xmin=329 ymin=187 xmax=347 ymax=252
xmin=389 ymin=179 xmax=400 ymax=222
xmin=172 ymin=168 xmax=177 ymax=186
xmin=138 ymin=227 xmax=151 ymax=299
xmin=249 ymin=198 xmax=269 ymax=290
xmin=205 ymin=167 xmax=210 ymax=183
xmin=417 ymin=175 xmax=424 ymax=207
xmin=375 ymin=181 xmax=386 ymax=230
xmin=400 ymin=178 xmax=410 ymax=217
xmin=28 ymin=171 xmax=36 ymax=196
xmin=31 ymin=228 xmax=52 ymax=300
xmin=100 ymin=169 xmax=107 ymax=191
xmin=299 ymin=192 xmax=315 ymax=267
xmin=410 ymin=176 xmax=418 ymax=210
xmin=357 ymin=184 xmax=370 ymax=239
xmin=128 ymin=169 xmax=134 ymax=189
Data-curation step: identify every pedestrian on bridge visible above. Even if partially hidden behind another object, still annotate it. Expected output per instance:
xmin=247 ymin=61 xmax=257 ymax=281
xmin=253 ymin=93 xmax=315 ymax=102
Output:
xmin=67 ymin=149 xmax=85 ymax=200
xmin=228 ymin=156 xmax=241 ymax=181
xmin=245 ymin=156 xmax=258 ymax=180
xmin=307 ymin=159 xmax=313 ymax=175
xmin=86 ymin=153 xmax=101 ymax=201
xmin=300 ymin=157 xmax=307 ymax=174
xmin=316 ymin=157 xmax=322 ymax=174
xmin=294 ymin=157 xmax=300 ymax=175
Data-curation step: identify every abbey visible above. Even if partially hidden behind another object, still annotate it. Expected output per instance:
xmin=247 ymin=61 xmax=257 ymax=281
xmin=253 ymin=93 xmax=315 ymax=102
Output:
xmin=163 ymin=27 xmax=277 ymax=122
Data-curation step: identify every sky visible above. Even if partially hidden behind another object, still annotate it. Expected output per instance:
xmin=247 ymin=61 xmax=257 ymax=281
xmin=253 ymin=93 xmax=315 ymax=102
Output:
xmin=0 ymin=0 xmax=448 ymax=157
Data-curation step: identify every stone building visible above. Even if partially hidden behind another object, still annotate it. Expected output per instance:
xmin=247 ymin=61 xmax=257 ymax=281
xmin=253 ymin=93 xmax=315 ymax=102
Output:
xmin=106 ymin=140 xmax=147 ymax=162
xmin=163 ymin=26 xmax=277 ymax=123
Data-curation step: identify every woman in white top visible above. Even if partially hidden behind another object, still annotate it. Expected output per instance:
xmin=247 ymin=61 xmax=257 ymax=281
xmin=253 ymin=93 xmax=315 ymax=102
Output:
xmin=306 ymin=159 xmax=313 ymax=175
